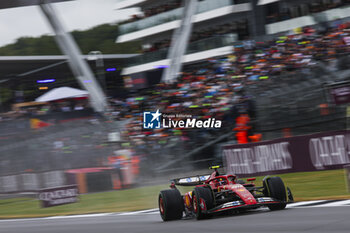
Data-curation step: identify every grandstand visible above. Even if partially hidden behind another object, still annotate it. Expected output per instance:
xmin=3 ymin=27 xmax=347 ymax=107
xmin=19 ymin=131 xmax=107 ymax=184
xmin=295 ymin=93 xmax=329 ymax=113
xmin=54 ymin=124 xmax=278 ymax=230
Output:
xmin=112 ymin=0 xmax=350 ymax=172
xmin=115 ymin=0 xmax=350 ymax=83
xmin=0 ymin=0 xmax=349 ymax=184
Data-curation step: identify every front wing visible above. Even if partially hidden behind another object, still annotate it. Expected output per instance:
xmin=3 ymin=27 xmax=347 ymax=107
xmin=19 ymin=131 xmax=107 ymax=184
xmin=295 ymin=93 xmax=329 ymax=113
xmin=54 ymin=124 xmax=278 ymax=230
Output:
xmin=205 ymin=197 xmax=291 ymax=214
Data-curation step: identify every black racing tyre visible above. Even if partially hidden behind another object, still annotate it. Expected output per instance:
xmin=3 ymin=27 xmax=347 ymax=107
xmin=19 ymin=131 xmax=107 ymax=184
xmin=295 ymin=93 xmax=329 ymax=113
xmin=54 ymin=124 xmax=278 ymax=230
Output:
xmin=158 ymin=189 xmax=184 ymax=221
xmin=287 ymin=187 xmax=294 ymax=202
xmin=192 ymin=186 xmax=214 ymax=220
xmin=263 ymin=176 xmax=287 ymax=211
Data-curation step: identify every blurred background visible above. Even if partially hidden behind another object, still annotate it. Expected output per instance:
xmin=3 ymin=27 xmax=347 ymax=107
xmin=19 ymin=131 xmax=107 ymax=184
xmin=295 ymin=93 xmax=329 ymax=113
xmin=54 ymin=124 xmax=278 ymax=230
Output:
xmin=0 ymin=0 xmax=349 ymax=204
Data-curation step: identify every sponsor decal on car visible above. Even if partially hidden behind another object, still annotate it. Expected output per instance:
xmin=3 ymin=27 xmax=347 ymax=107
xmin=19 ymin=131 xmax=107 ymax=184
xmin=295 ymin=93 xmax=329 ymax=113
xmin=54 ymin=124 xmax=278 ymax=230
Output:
xmin=178 ymin=175 xmax=210 ymax=184
xmin=221 ymin=201 xmax=242 ymax=208
xmin=230 ymin=184 xmax=244 ymax=189
xmin=257 ymin=197 xmax=274 ymax=203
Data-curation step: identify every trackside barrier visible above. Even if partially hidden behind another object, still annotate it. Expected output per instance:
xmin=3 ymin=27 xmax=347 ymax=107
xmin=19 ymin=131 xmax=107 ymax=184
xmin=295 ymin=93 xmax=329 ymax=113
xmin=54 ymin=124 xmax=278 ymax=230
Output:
xmin=0 ymin=171 xmax=66 ymax=194
xmin=0 ymin=167 xmax=137 ymax=195
xmin=223 ymin=130 xmax=350 ymax=177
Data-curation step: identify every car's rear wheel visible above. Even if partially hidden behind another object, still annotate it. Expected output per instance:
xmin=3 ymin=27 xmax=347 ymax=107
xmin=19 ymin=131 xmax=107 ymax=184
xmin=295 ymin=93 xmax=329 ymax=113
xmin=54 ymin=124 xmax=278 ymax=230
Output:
xmin=192 ymin=186 xmax=214 ymax=220
xmin=158 ymin=189 xmax=184 ymax=221
xmin=263 ymin=176 xmax=287 ymax=210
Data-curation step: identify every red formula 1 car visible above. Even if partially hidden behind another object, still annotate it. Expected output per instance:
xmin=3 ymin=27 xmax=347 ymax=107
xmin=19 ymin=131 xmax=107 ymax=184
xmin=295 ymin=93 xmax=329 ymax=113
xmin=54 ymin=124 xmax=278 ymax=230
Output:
xmin=158 ymin=166 xmax=293 ymax=221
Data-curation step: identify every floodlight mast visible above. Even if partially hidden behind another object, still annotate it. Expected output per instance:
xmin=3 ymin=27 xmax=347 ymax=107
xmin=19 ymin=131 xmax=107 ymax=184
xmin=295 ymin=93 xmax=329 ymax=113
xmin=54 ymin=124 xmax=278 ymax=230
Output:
xmin=161 ymin=0 xmax=198 ymax=84
xmin=39 ymin=1 xmax=108 ymax=113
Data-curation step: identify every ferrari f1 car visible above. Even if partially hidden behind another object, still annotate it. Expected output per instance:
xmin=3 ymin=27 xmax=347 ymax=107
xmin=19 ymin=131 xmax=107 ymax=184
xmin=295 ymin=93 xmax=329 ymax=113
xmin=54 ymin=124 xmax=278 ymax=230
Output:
xmin=158 ymin=166 xmax=293 ymax=221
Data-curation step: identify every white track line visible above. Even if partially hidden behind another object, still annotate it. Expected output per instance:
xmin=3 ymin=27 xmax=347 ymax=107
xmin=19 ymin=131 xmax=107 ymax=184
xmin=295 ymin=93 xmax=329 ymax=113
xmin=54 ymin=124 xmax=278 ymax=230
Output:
xmin=117 ymin=208 xmax=158 ymax=216
xmin=46 ymin=213 xmax=113 ymax=219
xmin=286 ymin=200 xmax=326 ymax=208
xmin=311 ymin=199 xmax=350 ymax=207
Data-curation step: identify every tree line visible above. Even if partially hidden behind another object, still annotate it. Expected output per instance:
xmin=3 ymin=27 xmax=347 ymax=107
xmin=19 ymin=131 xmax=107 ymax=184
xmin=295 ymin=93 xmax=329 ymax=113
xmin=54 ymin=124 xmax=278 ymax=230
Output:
xmin=0 ymin=24 xmax=141 ymax=55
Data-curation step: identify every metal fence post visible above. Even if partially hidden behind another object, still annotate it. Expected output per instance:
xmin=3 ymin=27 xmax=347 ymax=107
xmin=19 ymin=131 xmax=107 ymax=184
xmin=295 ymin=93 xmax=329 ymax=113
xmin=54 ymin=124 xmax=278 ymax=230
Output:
xmin=347 ymin=105 xmax=350 ymax=130
xmin=345 ymin=165 xmax=350 ymax=193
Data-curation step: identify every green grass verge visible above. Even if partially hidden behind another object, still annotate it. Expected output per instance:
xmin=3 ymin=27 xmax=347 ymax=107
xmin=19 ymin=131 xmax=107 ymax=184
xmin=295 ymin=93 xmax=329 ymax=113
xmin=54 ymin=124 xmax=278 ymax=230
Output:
xmin=0 ymin=169 xmax=349 ymax=219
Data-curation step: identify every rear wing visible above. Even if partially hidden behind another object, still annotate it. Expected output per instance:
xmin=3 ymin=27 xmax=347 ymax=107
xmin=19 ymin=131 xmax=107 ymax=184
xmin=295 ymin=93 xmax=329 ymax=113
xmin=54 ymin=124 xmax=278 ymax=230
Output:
xmin=171 ymin=175 xmax=211 ymax=186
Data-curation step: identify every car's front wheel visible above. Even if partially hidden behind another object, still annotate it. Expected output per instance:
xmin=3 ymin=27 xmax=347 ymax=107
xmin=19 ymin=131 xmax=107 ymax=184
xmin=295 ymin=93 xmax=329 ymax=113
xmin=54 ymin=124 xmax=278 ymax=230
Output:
xmin=263 ymin=176 xmax=287 ymax=210
xmin=192 ymin=186 xmax=214 ymax=220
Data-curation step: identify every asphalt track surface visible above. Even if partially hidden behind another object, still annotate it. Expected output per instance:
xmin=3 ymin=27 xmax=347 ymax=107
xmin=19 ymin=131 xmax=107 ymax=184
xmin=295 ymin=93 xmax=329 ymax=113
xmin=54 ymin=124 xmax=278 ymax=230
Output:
xmin=1 ymin=200 xmax=350 ymax=233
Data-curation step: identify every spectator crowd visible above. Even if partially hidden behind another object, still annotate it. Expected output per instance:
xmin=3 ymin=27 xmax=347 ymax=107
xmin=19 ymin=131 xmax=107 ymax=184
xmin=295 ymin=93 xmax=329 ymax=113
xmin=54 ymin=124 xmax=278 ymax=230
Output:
xmin=1 ymin=19 xmax=350 ymax=169
xmin=110 ymin=19 xmax=350 ymax=161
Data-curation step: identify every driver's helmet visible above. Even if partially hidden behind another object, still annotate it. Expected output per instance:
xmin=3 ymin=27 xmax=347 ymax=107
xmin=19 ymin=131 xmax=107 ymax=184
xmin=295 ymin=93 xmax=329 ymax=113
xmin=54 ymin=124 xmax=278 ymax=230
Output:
xmin=218 ymin=178 xmax=227 ymax=186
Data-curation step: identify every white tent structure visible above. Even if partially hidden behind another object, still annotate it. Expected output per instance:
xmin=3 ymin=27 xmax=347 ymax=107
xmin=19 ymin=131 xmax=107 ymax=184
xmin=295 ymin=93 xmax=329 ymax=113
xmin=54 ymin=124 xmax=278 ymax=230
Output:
xmin=35 ymin=87 xmax=89 ymax=102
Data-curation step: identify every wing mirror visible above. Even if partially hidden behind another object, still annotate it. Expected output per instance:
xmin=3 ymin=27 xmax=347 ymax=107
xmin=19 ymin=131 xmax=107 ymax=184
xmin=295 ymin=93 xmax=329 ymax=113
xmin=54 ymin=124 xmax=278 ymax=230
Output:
xmin=247 ymin=178 xmax=256 ymax=182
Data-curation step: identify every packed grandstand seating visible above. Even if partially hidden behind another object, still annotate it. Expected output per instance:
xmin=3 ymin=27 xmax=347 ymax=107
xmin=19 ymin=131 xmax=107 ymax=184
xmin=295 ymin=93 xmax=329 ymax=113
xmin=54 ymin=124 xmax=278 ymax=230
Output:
xmin=114 ymin=20 xmax=350 ymax=152
xmin=1 ymin=20 xmax=350 ymax=172
xmin=4 ymin=20 xmax=349 ymax=137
